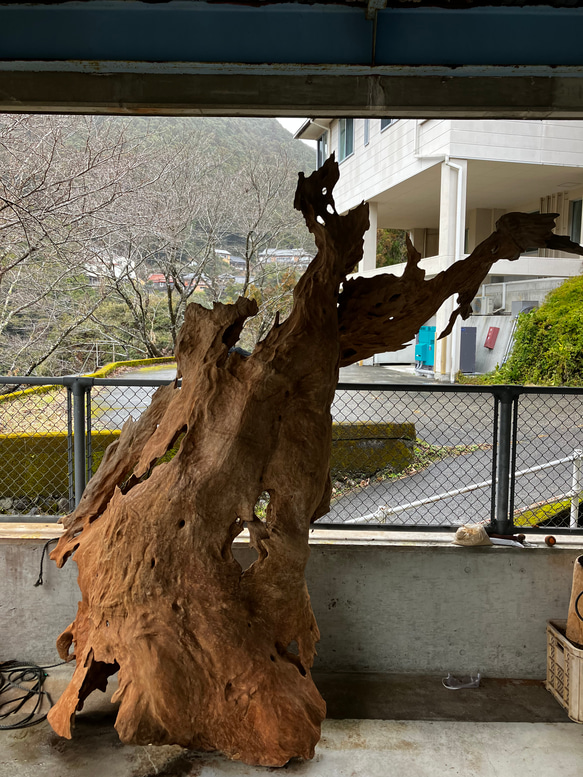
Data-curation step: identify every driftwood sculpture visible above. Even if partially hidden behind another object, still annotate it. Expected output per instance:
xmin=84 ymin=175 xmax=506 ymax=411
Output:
xmin=48 ymin=156 xmax=583 ymax=766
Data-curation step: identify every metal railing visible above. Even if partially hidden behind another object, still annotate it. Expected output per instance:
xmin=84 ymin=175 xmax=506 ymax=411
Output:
xmin=345 ymin=449 xmax=583 ymax=528
xmin=1 ymin=376 xmax=582 ymax=534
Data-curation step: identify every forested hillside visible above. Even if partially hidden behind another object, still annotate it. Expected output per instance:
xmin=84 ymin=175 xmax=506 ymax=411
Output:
xmin=139 ymin=117 xmax=315 ymax=172
xmin=0 ymin=115 xmax=316 ymax=379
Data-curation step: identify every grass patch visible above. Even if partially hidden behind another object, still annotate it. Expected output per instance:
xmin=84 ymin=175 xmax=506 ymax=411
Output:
xmin=514 ymin=493 xmax=583 ymax=528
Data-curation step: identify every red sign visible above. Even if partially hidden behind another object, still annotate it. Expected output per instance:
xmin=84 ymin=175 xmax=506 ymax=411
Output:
xmin=484 ymin=327 xmax=500 ymax=349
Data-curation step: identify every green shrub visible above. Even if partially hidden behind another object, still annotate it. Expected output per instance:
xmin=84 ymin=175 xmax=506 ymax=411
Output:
xmin=471 ymin=276 xmax=583 ymax=386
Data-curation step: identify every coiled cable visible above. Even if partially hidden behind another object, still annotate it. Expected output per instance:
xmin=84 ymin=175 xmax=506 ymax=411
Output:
xmin=0 ymin=660 xmax=65 ymax=730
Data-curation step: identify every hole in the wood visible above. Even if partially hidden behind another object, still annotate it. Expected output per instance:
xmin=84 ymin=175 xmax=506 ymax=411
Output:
xmin=240 ymin=544 xmax=259 ymax=572
xmin=276 ymin=641 xmax=307 ymax=676
xmin=248 ymin=622 xmax=252 ymax=628
xmin=150 ymin=558 xmax=156 ymax=568
xmin=106 ymin=621 xmax=110 ymax=627
xmin=389 ymin=294 xmax=401 ymax=302
xmin=178 ymin=519 xmax=186 ymax=529
xmin=222 ymin=322 xmax=241 ymax=349
xmin=254 ymin=491 xmax=270 ymax=522
xmin=322 ymin=187 xmax=327 ymax=195
xmin=172 ymin=602 xmax=180 ymax=612
xmin=316 ymin=215 xmax=325 ymax=225
xmin=270 ymin=655 xmax=276 ymax=662
xmin=121 ymin=427 xmax=188 ymax=496
xmin=326 ymin=204 xmax=334 ymax=214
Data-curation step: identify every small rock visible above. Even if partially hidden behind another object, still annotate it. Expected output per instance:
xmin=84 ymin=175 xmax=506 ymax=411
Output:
xmin=0 ymin=497 xmax=13 ymax=512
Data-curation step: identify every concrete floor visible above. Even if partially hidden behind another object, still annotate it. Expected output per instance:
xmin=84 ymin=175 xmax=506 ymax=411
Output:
xmin=1 ymin=669 xmax=582 ymax=777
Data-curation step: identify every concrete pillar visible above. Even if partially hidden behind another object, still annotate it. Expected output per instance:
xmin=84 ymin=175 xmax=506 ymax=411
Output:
xmin=434 ymin=159 xmax=467 ymax=382
xmin=467 ymin=208 xmax=505 ymax=252
xmin=408 ymin=228 xmax=426 ymax=258
xmin=360 ymin=201 xmax=378 ymax=272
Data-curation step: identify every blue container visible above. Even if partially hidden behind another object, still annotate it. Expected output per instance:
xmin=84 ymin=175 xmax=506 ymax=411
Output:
xmin=416 ymin=326 xmax=436 ymax=367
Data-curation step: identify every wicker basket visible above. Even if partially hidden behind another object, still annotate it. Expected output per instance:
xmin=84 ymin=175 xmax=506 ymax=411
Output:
xmin=546 ymin=620 xmax=583 ymax=723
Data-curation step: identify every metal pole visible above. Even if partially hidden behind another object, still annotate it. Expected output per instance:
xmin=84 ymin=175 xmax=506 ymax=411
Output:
xmin=571 ymin=449 xmax=583 ymax=530
xmin=72 ymin=378 xmax=86 ymax=506
xmin=494 ymin=389 xmax=515 ymax=534
xmin=67 ymin=386 xmax=74 ymax=512
xmin=490 ymin=397 xmax=499 ymax=524
xmin=508 ymin=396 xmax=519 ymax=524
xmin=86 ymin=385 xmax=93 ymax=485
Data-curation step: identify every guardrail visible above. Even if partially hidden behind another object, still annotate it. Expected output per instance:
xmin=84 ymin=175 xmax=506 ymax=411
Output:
xmin=1 ymin=376 xmax=582 ymax=534
xmin=346 ymin=449 xmax=583 ymax=529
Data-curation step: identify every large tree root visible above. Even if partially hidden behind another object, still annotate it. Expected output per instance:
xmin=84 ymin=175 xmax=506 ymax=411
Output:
xmin=48 ymin=156 xmax=583 ymax=766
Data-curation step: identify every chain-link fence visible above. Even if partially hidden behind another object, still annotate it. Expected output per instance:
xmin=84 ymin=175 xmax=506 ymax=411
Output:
xmin=0 ymin=381 xmax=73 ymax=517
xmin=328 ymin=386 xmax=496 ymax=528
xmin=1 ymin=376 xmax=582 ymax=533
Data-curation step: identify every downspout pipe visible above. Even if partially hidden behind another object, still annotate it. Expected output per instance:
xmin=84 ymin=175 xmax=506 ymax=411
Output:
xmin=443 ymin=155 xmax=466 ymax=383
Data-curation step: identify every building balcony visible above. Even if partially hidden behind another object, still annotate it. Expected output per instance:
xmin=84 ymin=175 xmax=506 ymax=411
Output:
xmin=354 ymin=251 xmax=583 ymax=284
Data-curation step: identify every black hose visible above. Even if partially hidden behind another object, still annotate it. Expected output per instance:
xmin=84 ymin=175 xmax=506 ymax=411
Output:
xmin=0 ymin=660 xmax=66 ymax=730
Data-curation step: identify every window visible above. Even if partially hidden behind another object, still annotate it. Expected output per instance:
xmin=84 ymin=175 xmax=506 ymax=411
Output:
xmin=570 ymin=199 xmax=582 ymax=244
xmin=338 ymin=118 xmax=354 ymax=161
xmin=363 ymin=118 xmax=370 ymax=147
xmin=380 ymin=118 xmax=398 ymax=131
xmin=316 ymin=131 xmax=329 ymax=169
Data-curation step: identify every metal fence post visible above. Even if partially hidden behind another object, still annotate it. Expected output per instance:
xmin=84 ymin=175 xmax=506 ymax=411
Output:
xmin=72 ymin=378 xmax=87 ymax=506
xmin=493 ymin=388 xmax=517 ymax=534
xmin=67 ymin=386 xmax=74 ymax=511
xmin=571 ymin=449 xmax=583 ymax=530
xmin=86 ymin=385 xmax=93 ymax=486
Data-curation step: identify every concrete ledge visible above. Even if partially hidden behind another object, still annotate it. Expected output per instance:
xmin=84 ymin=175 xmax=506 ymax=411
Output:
xmin=2 ymin=525 xmax=582 ymax=679
xmin=2 ymin=522 xmax=583 ymax=549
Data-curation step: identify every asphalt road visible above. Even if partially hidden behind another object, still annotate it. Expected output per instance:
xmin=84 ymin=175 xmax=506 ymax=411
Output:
xmin=89 ymin=364 xmax=583 ymax=529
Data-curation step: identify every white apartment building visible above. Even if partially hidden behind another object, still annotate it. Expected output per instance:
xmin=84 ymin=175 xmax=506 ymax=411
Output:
xmin=296 ymin=119 xmax=583 ymax=379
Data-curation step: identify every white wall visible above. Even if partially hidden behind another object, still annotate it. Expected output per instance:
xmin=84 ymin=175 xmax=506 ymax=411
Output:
xmin=332 ymin=119 xmax=446 ymax=213
xmin=331 ymin=119 xmax=583 ymax=214
xmin=461 ymin=315 xmax=516 ymax=374
xmin=3 ymin=535 xmax=580 ymax=679
xmin=449 ymin=120 xmax=583 ymax=166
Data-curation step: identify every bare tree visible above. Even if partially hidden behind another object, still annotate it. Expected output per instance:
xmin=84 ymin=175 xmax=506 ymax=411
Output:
xmin=0 ymin=116 xmax=314 ymax=375
xmin=88 ymin=126 xmax=236 ymax=353
xmin=0 ymin=114 xmax=164 ymax=376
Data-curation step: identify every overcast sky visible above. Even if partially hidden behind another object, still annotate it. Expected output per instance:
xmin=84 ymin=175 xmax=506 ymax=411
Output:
xmin=277 ymin=117 xmax=316 ymax=148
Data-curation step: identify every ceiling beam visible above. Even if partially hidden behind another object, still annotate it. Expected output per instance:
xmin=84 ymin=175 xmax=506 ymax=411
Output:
xmin=2 ymin=65 xmax=583 ymax=118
